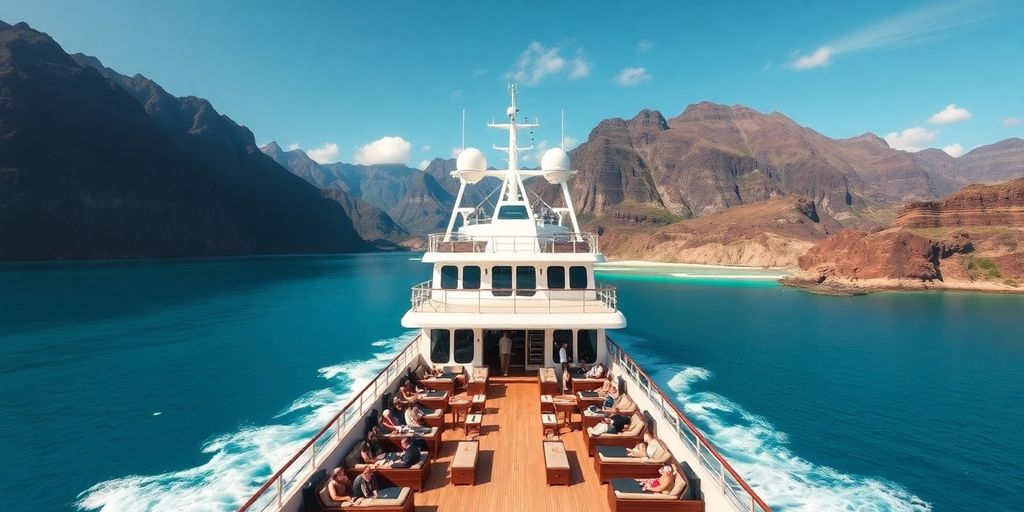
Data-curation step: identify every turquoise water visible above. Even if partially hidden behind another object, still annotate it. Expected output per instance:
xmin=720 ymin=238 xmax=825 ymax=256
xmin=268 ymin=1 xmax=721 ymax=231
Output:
xmin=1 ymin=254 xmax=1021 ymax=511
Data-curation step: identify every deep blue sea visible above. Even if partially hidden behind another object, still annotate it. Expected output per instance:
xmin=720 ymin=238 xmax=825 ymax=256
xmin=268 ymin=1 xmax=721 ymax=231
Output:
xmin=1 ymin=253 xmax=1021 ymax=511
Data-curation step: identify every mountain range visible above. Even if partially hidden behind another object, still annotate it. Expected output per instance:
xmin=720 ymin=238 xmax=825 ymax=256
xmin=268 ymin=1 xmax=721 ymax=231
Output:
xmin=0 ymin=20 xmax=370 ymax=260
xmin=2 ymin=19 xmax=1023 ymax=264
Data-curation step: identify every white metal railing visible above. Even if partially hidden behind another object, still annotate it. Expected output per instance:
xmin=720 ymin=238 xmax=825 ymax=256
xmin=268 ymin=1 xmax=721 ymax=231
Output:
xmin=237 ymin=337 xmax=421 ymax=512
xmin=409 ymin=282 xmax=618 ymax=314
xmin=427 ymin=232 xmax=599 ymax=254
xmin=606 ymin=339 xmax=773 ymax=512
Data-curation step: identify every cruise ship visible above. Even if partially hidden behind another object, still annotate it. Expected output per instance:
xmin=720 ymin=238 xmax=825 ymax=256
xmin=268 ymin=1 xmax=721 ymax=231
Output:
xmin=238 ymin=86 xmax=772 ymax=512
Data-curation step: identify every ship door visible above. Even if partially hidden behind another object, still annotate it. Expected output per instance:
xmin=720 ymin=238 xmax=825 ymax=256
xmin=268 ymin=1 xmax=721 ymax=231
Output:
xmin=483 ymin=330 xmax=531 ymax=373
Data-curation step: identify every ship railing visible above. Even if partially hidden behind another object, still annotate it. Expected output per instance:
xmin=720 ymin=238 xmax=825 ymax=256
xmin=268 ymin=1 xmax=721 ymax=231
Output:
xmin=237 ymin=336 xmax=421 ymax=512
xmin=426 ymin=232 xmax=599 ymax=254
xmin=606 ymin=338 xmax=773 ymax=512
xmin=409 ymin=281 xmax=618 ymax=314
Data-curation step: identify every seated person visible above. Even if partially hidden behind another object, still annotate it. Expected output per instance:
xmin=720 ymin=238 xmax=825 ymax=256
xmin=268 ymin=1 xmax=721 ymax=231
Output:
xmin=404 ymin=403 xmax=426 ymax=428
xmin=379 ymin=409 xmax=401 ymax=433
xmin=597 ymin=376 xmax=618 ymax=398
xmin=562 ymin=367 xmax=573 ymax=393
xmin=586 ymin=363 xmax=606 ymax=379
xmin=400 ymin=380 xmax=420 ymax=402
xmin=636 ymin=465 xmax=674 ymax=493
xmin=381 ymin=437 xmax=422 ymax=468
xmin=390 ymin=397 xmax=409 ymax=426
xmin=626 ymin=432 xmax=658 ymax=459
xmin=360 ymin=431 xmax=385 ymax=463
xmin=587 ymin=408 xmax=629 ymax=436
xmin=326 ymin=468 xmax=359 ymax=505
xmin=352 ymin=466 xmax=379 ymax=499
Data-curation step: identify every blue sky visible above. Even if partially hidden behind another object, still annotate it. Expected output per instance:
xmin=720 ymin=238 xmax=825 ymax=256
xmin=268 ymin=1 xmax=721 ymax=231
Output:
xmin=4 ymin=0 xmax=1022 ymax=167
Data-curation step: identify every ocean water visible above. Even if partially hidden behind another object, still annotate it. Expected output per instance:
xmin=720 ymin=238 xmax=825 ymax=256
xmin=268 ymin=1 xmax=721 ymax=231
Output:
xmin=1 ymin=254 xmax=1021 ymax=511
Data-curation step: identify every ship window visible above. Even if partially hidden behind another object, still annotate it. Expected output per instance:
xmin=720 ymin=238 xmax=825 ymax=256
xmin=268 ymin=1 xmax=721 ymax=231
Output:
xmin=547 ymin=266 xmax=565 ymax=289
xmin=463 ymin=266 xmax=481 ymax=289
xmin=569 ymin=266 xmax=588 ymax=289
xmin=430 ymin=329 xmax=450 ymax=363
xmin=497 ymin=205 xmax=530 ymax=220
xmin=516 ymin=266 xmax=536 ymax=296
xmin=577 ymin=329 xmax=598 ymax=364
xmin=492 ymin=266 xmax=512 ymax=297
xmin=454 ymin=329 xmax=474 ymax=364
xmin=441 ymin=266 xmax=458 ymax=289
xmin=553 ymin=330 xmax=574 ymax=364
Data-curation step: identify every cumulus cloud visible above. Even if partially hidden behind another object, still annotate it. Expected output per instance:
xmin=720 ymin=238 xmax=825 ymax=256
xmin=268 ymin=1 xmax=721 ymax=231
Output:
xmin=506 ymin=42 xmax=591 ymax=85
xmin=417 ymin=160 xmax=430 ymax=171
xmin=353 ymin=136 xmax=412 ymax=165
xmin=928 ymin=104 xmax=972 ymax=124
xmin=306 ymin=143 xmax=341 ymax=164
xmin=562 ymin=136 xmax=579 ymax=150
xmin=789 ymin=0 xmax=1002 ymax=70
xmin=614 ymin=67 xmax=651 ymax=86
xmin=1003 ymin=116 xmax=1022 ymax=126
xmin=942 ymin=143 xmax=965 ymax=157
xmin=884 ymin=127 xmax=938 ymax=152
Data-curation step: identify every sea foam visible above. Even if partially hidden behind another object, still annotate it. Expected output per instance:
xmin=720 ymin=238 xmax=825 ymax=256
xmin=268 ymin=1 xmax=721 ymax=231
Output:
xmin=76 ymin=332 xmax=415 ymax=511
xmin=667 ymin=363 xmax=931 ymax=511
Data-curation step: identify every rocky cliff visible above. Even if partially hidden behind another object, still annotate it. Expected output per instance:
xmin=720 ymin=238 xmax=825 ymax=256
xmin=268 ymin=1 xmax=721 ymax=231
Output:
xmin=788 ymin=178 xmax=1024 ymax=293
xmin=0 ymin=21 xmax=371 ymax=260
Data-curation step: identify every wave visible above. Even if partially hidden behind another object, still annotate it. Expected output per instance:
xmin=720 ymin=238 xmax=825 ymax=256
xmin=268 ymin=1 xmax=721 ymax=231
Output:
xmin=76 ymin=332 xmax=416 ymax=512
xmin=667 ymin=366 xmax=931 ymax=512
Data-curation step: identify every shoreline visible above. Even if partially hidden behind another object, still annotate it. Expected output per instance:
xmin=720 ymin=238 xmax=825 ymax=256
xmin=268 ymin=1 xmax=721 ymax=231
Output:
xmin=781 ymin=276 xmax=1024 ymax=296
xmin=600 ymin=259 xmax=792 ymax=271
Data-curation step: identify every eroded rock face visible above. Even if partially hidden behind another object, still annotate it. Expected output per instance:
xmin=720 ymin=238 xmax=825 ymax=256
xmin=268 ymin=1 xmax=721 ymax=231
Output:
xmin=894 ymin=177 xmax=1024 ymax=228
xmin=798 ymin=230 xmax=944 ymax=281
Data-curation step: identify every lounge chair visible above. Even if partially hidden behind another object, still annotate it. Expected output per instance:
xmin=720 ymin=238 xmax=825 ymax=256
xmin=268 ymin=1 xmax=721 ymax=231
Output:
xmin=377 ymin=427 xmax=440 ymax=458
xmin=301 ymin=469 xmax=415 ymax=512
xmin=584 ymin=413 xmax=646 ymax=455
xmin=593 ymin=438 xmax=672 ymax=482
xmin=341 ymin=441 xmax=431 ymax=492
xmin=606 ymin=461 xmax=704 ymax=512
xmin=467 ymin=366 xmax=489 ymax=396
xmin=539 ymin=367 xmax=558 ymax=395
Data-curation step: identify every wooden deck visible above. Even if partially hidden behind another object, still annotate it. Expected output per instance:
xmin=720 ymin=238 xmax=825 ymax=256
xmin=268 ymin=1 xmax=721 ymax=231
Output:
xmin=414 ymin=376 xmax=611 ymax=512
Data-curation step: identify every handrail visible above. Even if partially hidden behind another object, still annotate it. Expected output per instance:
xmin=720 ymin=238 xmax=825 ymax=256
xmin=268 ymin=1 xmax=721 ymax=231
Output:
xmin=607 ymin=338 xmax=773 ymax=512
xmin=427 ymin=232 xmax=599 ymax=254
xmin=409 ymin=282 xmax=618 ymax=314
xmin=237 ymin=336 xmax=421 ymax=512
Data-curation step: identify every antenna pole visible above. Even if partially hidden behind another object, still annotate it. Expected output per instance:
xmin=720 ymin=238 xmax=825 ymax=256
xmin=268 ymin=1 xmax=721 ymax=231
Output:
xmin=561 ymin=109 xmax=565 ymax=150
xmin=461 ymin=109 xmax=466 ymax=150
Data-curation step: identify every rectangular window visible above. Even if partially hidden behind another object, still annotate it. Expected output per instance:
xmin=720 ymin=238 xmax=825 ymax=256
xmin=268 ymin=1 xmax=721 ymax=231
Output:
xmin=492 ymin=266 xmax=512 ymax=297
xmin=577 ymin=329 xmax=598 ymax=364
xmin=463 ymin=266 xmax=481 ymax=289
xmin=430 ymin=329 xmax=450 ymax=363
xmin=547 ymin=266 xmax=565 ymax=289
xmin=516 ymin=266 xmax=536 ymax=296
xmin=497 ymin=205 xmax=530 ymax=220
xmin=569 ymin=266 xmax=588 ymax=289
xmin=440 ymin=265 xmax=458 ymax=289
xmin=553 ymin=330 xmax=574 ymax=364
xmin=454 ymin=329 xmax=474 ymax=364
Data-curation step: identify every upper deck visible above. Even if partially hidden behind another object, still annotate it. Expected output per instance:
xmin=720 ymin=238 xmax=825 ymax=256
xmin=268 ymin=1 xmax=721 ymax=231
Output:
xmin=423 ymin=232 xmax=603 ymax=263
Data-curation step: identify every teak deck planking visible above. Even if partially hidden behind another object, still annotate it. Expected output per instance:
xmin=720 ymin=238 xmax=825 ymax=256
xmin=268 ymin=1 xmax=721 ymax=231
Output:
xmin=414 ymin=376 xmax=613 ymax=512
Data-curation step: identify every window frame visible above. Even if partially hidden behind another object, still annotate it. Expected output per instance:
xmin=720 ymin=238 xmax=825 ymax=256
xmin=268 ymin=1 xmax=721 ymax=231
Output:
xmin=547 ymin=266 xmax=565 ymax=289
xmin=453 ymin=329 xmax=474 ymax=364
xmin=430 ymin=329 xmax=451 ymax=363
xmin=515 ymin=266 xmax=536 ymax=296
xmin=463 ymin=265 xmax=481 ymax=289
xmin=577 ymin=329 xmax=598 ymax=364
xmin=440 ymin=265 xmax=459 ymax=290
xmin=569 ymin=266 xmax=588 ymax=290
xmin=491 ymin=265 xmax=513 ymax=297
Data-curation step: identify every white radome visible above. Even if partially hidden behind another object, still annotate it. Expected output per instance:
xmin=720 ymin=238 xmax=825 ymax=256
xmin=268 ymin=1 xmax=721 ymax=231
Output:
xmin=455 ymin=147 xmax=487 ymax=184
xmin=540 ymin=147 xmax=571 ymax=184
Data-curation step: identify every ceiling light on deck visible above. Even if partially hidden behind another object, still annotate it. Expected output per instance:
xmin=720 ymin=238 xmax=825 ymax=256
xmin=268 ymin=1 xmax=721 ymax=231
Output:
xmin=454 ymin=147 xmax=487 ymax=184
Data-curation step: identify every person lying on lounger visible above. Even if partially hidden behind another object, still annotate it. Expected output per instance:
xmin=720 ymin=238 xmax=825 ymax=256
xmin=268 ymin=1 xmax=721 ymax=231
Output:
xmin=626 ymin=432 xmax=658 ymax=459
xmin=637 ymin=465 xmax=674 ymax=493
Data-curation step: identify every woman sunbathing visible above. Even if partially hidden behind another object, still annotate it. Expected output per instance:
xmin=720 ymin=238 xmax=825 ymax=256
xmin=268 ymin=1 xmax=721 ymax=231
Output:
xmin=637 ymin=465 xmax=674 ymax=493
xmin=626 ymin=432 xmax=658 ymax=459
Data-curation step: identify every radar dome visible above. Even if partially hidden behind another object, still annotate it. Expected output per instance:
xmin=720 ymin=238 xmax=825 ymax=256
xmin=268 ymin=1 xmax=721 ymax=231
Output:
xmin=540 ymin=148 xmax=572 ymax=184
xmin=455 ymin=147 xmax=487 ymax=184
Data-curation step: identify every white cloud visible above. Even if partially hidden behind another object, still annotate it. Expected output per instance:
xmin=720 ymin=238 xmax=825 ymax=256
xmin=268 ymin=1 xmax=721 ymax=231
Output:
xmin=286 ymin=142 xmax=301 ymax=151
xmin=792 ymin=47 xmax=834 ymax=69
xmin=928 ymin=104 xmax=972 ymax=124
xmin=1003 ymin=116 xmax=1022 ymax=126
xmin=421 ymin=145 xmax=432 ymax=152
xmin=306 ymin=143 xmax=341 ymax=164
xmin=417 ymin=160 xmax=430 ymax=171
xmin=789 ymin=0 xmax=1002 ymax=70
xmin=451 ymin=147 xmax=462 ymax=158
xmin=505 ymin=42 xmax=591 ymax=85
xmin=942 ymin=143 xmax=965 ymax=157
xmin=353 ymin=136 xmax=412 ymax=165
xmin=883 ymin=127 xmax=938 ymax=152
xmin=614 ymin=67 xmax=652 ymax=86
xmin=637 ymin=40 xmax=654 ymax=53
xmin=562 ymin=136 xmax=579 ymax=150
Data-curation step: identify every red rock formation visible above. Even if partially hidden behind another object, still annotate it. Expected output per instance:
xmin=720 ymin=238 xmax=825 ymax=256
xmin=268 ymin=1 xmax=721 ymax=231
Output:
xmin=797 ymin=229 xmax=945 ymax=281
xmin=894 ymin=177 xmax=1024 ymax=228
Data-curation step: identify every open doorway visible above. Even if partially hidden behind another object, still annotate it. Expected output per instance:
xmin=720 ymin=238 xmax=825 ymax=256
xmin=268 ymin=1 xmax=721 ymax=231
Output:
xmin=483 ymin=330 xmax=524 ymax=374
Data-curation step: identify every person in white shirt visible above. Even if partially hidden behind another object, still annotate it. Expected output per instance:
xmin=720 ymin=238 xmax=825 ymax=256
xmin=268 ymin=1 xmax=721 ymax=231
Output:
xmin=498 ymin=331 xmax=512 ymax=376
